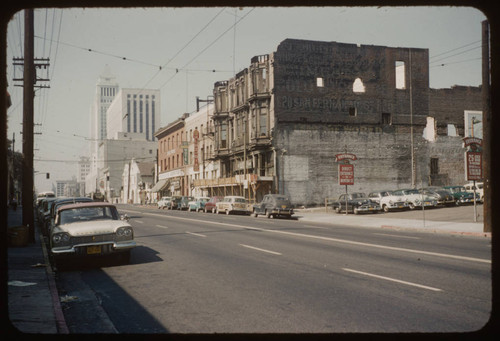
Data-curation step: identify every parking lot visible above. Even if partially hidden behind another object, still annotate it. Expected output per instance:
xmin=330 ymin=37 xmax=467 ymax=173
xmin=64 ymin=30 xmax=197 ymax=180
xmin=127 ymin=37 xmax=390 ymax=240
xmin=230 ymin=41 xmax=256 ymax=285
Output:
xmin=320 ymin=202 xmax=484 ymax=223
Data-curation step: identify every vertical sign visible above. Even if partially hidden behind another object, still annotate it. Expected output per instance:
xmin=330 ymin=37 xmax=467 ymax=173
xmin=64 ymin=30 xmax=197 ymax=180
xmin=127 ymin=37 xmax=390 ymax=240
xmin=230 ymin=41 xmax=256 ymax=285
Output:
xmin=193 ymin=129 xmax=199 ymax=172
xmin=466 ymin=151 xmax=482 ymax=181
xmin=338 ymin=164 xmax=354 ymax=185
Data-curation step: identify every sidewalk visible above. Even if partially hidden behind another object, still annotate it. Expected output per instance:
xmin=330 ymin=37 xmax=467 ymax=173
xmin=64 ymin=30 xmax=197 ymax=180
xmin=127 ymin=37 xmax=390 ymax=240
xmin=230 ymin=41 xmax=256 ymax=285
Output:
xmin=5 ymin=206 xmax=68 ymax=334
xmin=295 ymin=207 xmax=490 ymax=237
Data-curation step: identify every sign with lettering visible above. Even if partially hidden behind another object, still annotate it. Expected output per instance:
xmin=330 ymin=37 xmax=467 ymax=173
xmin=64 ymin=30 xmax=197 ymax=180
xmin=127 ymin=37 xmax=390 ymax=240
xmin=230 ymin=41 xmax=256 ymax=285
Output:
xmin=335 ymin=153 xmax=358 ymax=162
xmin=339 ymin=164 xmax=354 ymax=185
xmin=466 ymin=152 xmax=482 ymax=181
xmin=193 ymin=129 xmax=199 ymax=172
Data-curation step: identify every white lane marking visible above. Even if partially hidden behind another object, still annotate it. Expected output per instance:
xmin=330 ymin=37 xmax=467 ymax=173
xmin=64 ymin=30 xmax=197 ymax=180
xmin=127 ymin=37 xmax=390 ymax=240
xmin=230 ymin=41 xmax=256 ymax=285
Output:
xmin=186 ymin=231 xmax=207 ymax=238
xmin=156 ymin=225 xmax=169 ymax=229
xmin=343 ymin=268 xmax=443 ymax=292
xmin=372 ymin=233 xmax=420 ymax=239
xmin=131 ymin=210 xmax=490 ymax=264
xmin=304 ymin=225 xmax=327 ymax=229
xmin=239 ymin=244 xmax=282 ymax=255
xmin=134 ymin=220 xmax=144 ymax=224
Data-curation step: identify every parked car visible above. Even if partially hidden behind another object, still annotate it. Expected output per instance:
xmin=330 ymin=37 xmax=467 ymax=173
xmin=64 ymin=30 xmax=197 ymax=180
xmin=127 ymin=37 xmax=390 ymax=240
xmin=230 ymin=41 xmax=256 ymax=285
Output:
xmin=391 ymin=189 xmax=437 ymax=210
xmin=204 ymin=196 xmax=224 ymax=213
xmin=252 ymin=194 xmax=294 ymax=219
xmin=332 ymin=192 xmax=382 ymax=214
xmin=50 ymin=202 xmax=136 ymax=267
xmin=44 ymin=197 xmax=94 ymax=236
xmin=188 ymin=197 xmax=210 ymax=212
xmin=378 ymin=191 xmax=409 ymax=212
xmin=419 ymin=187 xmax=455 ymax=206
xmin=367 ymin=190 xmax=392 ymax=204
xmin=443 ymin=185 xmax=479 ymax=205
xmin=157 ymin=196 xmax=171 ymax=209
xmin=169 ymin=196 xmax=182 ymax=210
xmin=216 ymin=196 xmax=249 ymax=215
xmin=178 ymin=196 xmax=194 ymax=210
xmin=39 ymin=197 xmax=58 ymax=232
xmin=463 ymin=182 xmax=484 ymax=202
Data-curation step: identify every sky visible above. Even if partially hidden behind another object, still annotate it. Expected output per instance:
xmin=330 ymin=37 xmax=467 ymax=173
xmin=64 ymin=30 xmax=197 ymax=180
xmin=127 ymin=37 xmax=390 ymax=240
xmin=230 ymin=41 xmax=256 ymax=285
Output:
xmin=5 ymin=6 xmax=487 ymax=192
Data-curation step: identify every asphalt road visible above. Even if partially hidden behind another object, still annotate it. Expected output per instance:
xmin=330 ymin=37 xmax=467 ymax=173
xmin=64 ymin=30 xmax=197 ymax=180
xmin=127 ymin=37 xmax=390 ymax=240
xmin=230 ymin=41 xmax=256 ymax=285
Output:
xmin=55 ymin=204 xmax=491 ymax=333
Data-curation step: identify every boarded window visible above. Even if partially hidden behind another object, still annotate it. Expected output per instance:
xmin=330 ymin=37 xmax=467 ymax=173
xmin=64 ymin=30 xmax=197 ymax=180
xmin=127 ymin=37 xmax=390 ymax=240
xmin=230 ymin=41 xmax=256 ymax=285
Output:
xmin=316 ymin=77 xmax=324 ymax=87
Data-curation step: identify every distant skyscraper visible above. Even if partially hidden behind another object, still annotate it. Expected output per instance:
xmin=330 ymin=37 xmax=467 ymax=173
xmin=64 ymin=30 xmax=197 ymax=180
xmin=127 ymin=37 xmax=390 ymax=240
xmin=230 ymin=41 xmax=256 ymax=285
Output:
xmin=87 ymin=65 xmax=119 ymax=193
xmin=107 ymin=88 xmax=161 ymax=141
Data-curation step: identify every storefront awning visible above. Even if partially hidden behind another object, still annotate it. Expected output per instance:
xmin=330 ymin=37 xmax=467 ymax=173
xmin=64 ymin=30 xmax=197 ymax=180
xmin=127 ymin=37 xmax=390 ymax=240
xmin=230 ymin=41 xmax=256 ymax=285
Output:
xmin=151 ymin=179 xmax=169 ymax=192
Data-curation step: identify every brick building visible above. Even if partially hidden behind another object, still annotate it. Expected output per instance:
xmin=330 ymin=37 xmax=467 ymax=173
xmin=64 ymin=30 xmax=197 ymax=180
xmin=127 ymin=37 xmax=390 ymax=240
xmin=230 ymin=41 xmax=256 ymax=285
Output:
xmin=209 ymin=39 xmax=482 ymax=206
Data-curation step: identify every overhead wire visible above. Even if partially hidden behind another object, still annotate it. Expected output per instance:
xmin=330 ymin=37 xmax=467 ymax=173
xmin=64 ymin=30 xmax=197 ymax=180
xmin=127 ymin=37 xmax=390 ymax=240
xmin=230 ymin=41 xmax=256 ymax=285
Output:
xmin=157 ymin=7 xmax=255 ymax=90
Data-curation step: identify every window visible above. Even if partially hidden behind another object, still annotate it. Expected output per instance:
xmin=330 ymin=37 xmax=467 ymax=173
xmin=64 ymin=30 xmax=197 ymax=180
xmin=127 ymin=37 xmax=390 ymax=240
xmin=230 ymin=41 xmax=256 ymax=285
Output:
xmin=349 ymin=107 xmax=357 ymax=117
xmin=316 ymin=77 xmax=324 ymax=87
xmin=395 ymin=61 xmax=405 ymax=89
xmin=353 ymin=78 xmax=365 ymax=93
xmin=221 ymin=123 xmax=227 ymax=148
xmin=259 ymin=109 xmax=267 ymax=136
xmin=430 ymin=158 xmax=439 ymax=175
xmin=382 ymin=112 xmax=391 ymax=125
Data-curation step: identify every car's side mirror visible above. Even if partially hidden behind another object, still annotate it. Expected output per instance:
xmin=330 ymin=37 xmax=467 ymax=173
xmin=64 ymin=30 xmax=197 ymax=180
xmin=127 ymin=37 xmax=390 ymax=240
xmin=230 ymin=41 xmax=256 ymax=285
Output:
xmin=121 ymin=214 xmax=130 ymax=221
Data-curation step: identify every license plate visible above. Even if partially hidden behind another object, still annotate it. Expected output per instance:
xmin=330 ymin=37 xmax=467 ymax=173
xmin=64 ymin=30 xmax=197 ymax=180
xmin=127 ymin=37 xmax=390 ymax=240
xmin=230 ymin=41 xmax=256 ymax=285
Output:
xmin=282 ymin=205 xmax=287 ymax=209
xmin=87 ymin=245 xmax=101 ymax=254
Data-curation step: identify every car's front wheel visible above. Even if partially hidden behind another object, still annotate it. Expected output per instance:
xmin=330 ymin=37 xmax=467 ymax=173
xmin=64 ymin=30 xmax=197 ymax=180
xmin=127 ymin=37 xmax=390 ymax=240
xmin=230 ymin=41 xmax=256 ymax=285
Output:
xmin=383 ymin=205 xmax=390 ymax=213
xmin=253 ymin=210 xmax=258 ymax=217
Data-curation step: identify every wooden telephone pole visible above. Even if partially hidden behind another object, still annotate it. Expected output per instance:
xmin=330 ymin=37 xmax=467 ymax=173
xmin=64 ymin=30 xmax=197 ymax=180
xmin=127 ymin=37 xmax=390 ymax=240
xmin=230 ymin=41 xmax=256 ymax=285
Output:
xmin=22 ymin=9 xmax=35 ymax=241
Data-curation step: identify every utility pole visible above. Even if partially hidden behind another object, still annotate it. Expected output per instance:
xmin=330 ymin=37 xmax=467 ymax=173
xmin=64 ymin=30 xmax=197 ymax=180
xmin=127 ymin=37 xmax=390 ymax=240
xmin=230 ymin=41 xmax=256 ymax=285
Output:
xmin=482 ymin=20 xmax=491 ymax=233
xmin=22 ymin=9 xmax=34 ymax=242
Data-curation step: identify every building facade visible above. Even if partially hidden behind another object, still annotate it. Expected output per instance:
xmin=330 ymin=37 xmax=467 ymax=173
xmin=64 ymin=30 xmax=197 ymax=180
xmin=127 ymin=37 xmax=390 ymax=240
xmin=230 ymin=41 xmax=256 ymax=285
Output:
xmin=154 ymin=115 xmax=187 ymax=197
xmin=155 ymin=39 xmax=482 ymax=207
xmin=107 ymin=88 xmax=161 ymax=142
xmin=209 ymin=39 xmax=482 ymax=206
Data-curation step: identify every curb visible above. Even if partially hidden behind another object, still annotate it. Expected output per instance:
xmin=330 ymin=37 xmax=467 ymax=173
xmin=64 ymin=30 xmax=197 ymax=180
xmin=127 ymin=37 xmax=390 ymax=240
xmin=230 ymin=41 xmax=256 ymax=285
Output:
xmin=39 ymin=231 xmax=69 ymax=334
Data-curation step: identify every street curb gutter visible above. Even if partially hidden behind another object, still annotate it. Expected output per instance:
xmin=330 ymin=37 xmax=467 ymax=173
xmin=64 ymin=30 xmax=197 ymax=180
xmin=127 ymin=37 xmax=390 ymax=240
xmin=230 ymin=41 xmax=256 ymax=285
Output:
xmin=39 ymin=232 xmax=69 ymax=334
xmin=379 ymin=224 xmax=491 ymax=238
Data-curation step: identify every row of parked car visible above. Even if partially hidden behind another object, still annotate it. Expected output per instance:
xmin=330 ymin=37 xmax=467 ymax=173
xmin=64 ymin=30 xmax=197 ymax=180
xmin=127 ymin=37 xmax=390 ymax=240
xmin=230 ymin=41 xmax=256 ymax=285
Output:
xmin=331 ymin=184 xmax=483 ymax=214
xmin=35 ymin=196 xmax=136 ymax=268
xmin=157 ymin=183 xmax=483 ymax=217
xmin=157 ymin=194 xmax=295 ymax=219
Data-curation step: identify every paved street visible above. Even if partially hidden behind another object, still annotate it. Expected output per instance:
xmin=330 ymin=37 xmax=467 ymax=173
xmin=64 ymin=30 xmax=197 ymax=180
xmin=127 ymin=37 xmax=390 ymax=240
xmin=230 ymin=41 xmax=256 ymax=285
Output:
xmin=54 ymin=204 xmax=491 ymax=333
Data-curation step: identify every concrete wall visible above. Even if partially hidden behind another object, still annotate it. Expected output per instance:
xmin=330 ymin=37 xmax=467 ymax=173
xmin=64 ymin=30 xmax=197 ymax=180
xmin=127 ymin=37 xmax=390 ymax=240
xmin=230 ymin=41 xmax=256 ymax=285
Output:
xmin=275 ymin=123 xmax=466 ymax=207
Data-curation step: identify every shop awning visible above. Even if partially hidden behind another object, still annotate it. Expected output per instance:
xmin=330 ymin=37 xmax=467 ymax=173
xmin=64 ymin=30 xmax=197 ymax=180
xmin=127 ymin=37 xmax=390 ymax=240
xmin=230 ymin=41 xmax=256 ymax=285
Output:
xmin=151 ymin=179 xmax=169 ymax=192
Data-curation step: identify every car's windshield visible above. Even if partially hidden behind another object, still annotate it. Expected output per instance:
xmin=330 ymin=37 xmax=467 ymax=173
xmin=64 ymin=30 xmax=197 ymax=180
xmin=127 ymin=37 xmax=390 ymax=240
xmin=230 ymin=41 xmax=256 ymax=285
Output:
xmin=234 ymin=198 xmax=246 ymax=203
xmin=404 ymin=189 xmax=419 ymax=195
xmin=275 ymin=196 xmax=291 ymax=204
xmin=59 ymin=206 xmax=118 ymax=224
xmin=351 ymin=193 xmax=366 ymax=199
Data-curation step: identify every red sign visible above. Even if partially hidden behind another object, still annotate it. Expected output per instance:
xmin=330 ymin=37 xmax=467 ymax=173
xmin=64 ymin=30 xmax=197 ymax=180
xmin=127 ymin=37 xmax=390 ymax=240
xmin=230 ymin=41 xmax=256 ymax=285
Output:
xmin=335 ymin=153 xmax=357 ymax=162
xmin=339 ymin=164 xmax=354 ymax=185
xmin=466 ymin=151 xmax=482 ymax=181
xmin=193 ymin=129 xmax=199 ymax=172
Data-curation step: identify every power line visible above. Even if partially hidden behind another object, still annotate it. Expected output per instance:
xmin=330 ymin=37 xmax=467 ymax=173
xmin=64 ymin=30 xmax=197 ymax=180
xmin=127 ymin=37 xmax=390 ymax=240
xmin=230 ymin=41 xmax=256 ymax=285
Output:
xmin=158 ymin=7 xmax=255 ymax=90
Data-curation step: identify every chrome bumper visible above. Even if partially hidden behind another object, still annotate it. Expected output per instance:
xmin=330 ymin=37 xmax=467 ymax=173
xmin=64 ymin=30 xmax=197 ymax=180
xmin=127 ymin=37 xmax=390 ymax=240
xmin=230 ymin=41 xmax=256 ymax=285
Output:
xmin=51 ymin=240 xmax=136 ymax=255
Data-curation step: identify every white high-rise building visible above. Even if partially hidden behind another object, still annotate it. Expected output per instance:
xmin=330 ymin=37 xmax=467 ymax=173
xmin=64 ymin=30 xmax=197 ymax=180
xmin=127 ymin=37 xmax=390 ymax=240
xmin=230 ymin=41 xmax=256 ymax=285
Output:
xmin=87 ymin=66 xmax=119 ymax=194
xmin=107 ymin=88 xmax=161 ymax=142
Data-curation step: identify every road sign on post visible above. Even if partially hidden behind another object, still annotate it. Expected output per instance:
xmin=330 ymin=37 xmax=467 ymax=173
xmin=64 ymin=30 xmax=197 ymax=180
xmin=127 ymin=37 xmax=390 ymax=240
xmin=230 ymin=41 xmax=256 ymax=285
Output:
xmin=338 ymin=164 xmax=354 ymax=185
xmin=463 ymin=137 xmax=482 ymax=223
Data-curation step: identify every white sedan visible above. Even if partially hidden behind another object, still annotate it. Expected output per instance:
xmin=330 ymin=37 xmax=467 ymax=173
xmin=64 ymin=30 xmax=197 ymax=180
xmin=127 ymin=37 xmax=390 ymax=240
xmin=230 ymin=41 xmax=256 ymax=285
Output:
xmin=50 ymin=202 xmax=136 ymax=267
